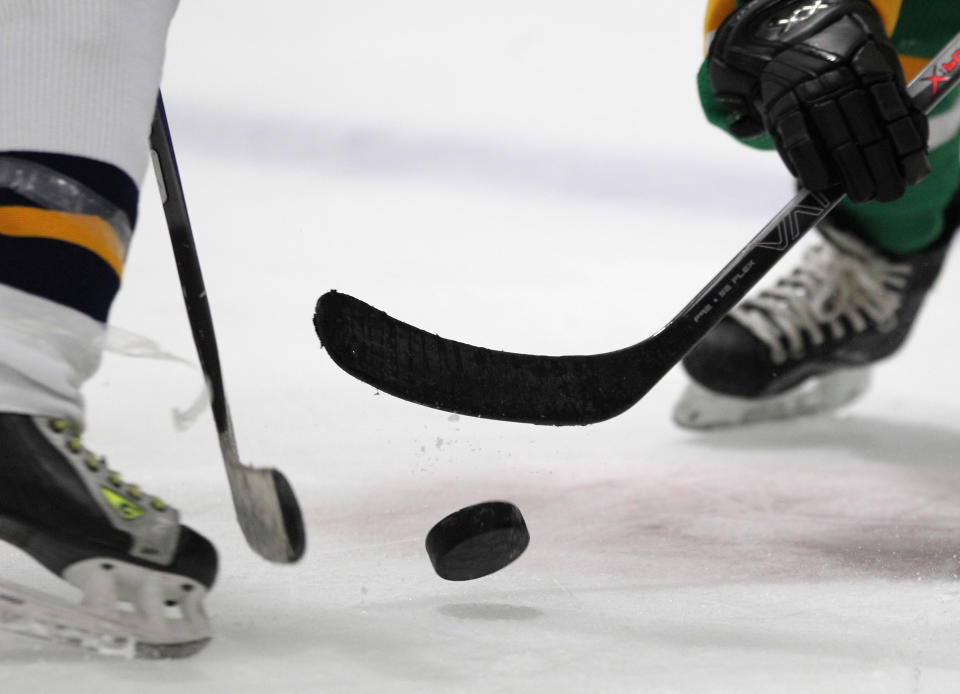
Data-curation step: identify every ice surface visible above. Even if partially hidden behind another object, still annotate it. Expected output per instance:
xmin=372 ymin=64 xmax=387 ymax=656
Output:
xmin=2 ymin=1 xmax=960 ymax=692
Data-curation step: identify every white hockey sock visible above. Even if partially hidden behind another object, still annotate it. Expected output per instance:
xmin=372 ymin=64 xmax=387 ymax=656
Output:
xmin=0 ymin=0 xmax=181 ymax=422
xmin=0 ymin=0 xmax=180 ymax=183
xmin=0 ymin=284 xmax=105 ymax=424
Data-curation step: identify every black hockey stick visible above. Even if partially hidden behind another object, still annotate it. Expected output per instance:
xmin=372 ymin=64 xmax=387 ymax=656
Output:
xmin=314 ymin=33 xmax=960 ymax=426
xmin=150 ymin=94 xmax=306 ymax=561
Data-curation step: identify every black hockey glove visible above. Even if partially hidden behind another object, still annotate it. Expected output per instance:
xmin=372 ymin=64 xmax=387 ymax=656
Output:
xmin=708 ymin=0 xmax=930 ymax=202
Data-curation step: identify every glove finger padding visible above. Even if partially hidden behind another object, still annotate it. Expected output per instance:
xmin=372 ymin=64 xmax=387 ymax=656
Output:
xmin=708 ymin=0 xmax=930 ymax=203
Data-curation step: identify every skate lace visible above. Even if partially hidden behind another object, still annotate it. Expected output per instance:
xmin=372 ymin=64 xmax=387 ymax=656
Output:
xmin=48 ymin=418 xmax=168 ymax=512
xmin=730 ymin=232 xmax=912 ymax=364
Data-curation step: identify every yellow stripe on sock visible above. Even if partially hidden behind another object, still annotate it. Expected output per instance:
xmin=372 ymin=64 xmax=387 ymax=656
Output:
xmin=0 ymin=206 xmax=125 ymax=277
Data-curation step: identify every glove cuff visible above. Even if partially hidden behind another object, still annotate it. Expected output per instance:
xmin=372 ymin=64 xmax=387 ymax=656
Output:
xmin=708 ymin=0 xmax=890 ymax=127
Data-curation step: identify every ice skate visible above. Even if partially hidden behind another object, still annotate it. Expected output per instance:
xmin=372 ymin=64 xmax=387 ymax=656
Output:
xmin=674 ymin=210 xmax=957 ymax=430
xmin=0 ymin=414 xmax=217 ymax=658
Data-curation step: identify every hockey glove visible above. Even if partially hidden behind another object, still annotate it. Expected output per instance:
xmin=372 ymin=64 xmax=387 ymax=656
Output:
xmin=707 ymin=0 xmax=930 ymax=202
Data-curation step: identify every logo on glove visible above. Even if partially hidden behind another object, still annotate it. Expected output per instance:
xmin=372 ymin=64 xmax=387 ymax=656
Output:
xmin=926 ymin=50 xmax=960 ymax=96
xmin=775 ymin=0 xmax=830 ymax=33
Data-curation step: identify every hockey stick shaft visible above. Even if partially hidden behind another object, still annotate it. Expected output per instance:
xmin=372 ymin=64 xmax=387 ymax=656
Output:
xmin=150 ymin=97 xmax=232 ymax=439
xmin=315 ymin=31 xmax=960 ymax=425
xmin=150 ymin=94 xmax=305 ymax=561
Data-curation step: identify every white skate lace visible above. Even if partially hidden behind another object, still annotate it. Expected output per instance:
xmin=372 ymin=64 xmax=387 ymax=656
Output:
xmin=730 ymin=230 xmax=912 ymax=364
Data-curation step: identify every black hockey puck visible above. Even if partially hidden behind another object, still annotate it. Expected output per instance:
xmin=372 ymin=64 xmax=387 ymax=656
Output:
xmin=425 ymin=501 xmax=529 ymax=581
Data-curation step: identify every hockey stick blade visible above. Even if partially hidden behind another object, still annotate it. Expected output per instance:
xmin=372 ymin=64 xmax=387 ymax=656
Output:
xmin=233 ymin=465 xmax=304 ymax=564
xmin=223 ymin=456 xmax=306 ymax=563
xmin=315 ymin=291 xmax=673 ymax=425
xmin=314 ymin=32 xmax=960 ymax=426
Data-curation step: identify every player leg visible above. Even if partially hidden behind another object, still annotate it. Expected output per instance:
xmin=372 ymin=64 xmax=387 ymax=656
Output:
xmin=0 ymin=0 xmax=217 ymax=656
xmin=674 ymin=90 xmax=960 ymax=429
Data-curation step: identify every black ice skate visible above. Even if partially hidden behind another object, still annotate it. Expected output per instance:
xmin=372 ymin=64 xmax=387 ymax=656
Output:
xmin=673 ymin=207 xmax=957 ymax=430
xmin=0 ymin=414 xmax=217 ymax=657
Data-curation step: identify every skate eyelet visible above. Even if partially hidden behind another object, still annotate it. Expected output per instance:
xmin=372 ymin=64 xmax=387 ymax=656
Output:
xmin=151 ymin=498 xmax=167 ymax=512
xmin=109 ymin=472 xmax=122 ymax=487
xmin=49 ymin=419 xmax=67 ymax=433
xmin=84 ymin=455 xmax=101 ymax=471
xmin=68 ymin=438 xmax=83 ymax=453
xmin=129 ymin=485 xmax=143 ymax=500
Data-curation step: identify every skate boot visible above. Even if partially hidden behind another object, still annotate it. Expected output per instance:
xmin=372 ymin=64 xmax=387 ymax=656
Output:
xmin=0 ymin=413 xmax=217 ymax=657
xmin=673 ymin=209 xmax=957 ymax=430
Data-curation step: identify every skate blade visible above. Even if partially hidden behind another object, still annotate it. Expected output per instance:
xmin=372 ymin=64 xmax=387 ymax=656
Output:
xmin=672 ymin=367 xmax=871 ymax=430
xmin=0 ymin=577 xmax=210 ymax=659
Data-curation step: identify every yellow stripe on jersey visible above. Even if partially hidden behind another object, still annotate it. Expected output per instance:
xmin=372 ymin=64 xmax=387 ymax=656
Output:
xmin=867 ymin=0 xmax=903 ymax=37
xmin=0 ymin=206 xmax=125 ymax=277
xmin=898 ymin=54 xmax=928 ymax=82
xmin=704 ymin=0 xmax=738 ymax=37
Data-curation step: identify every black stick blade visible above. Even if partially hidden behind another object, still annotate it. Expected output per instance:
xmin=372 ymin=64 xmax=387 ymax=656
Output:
xmin=226 ymin=465 xmax=306 ymax=563
xmin=270 ymin=469 xmax=307 ymax=562
xmin=314 ymin=291 xmax=657 ymax=425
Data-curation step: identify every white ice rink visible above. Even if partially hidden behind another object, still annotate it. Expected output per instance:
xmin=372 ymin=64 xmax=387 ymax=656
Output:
xmin=3 ymin=2 xmax=960 ymax=692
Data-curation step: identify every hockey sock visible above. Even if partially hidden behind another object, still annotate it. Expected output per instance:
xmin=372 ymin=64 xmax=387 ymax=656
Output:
xmin=0 ymin=154 xmax=137 ymax=423
xmin=0 ymin=0 xmax=180 ymax=423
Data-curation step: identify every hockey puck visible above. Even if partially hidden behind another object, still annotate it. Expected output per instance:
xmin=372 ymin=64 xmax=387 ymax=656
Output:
xmin=425 ymin=501 xmax=529 ymax=581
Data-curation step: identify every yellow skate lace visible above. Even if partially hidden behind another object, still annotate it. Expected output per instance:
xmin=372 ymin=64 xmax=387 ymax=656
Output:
xmin=49 ymin=418 xmax=168 ymax=512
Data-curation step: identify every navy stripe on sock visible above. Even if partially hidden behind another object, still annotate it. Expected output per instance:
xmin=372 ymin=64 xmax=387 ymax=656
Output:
xmin=0 ymin=190 xmax=35 ymax=208
xmin=0 ymin=235 xmax=120 ymax=322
